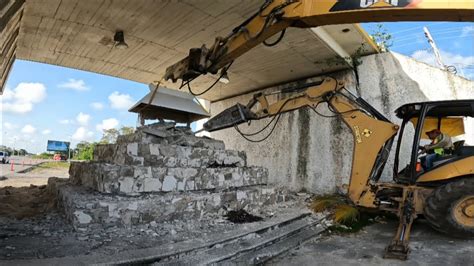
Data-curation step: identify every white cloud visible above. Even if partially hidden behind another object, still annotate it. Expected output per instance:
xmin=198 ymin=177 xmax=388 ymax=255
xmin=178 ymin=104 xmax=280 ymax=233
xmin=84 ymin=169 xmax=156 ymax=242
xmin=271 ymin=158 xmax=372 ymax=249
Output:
xmin=58 ymin=79 xmax=89 ymax=91
xmin=76 ymin=112 xmax=91 ymax=126
xmin=461 ymin=26 xmax=474 ymax=37
xmin=59 ymin=119 xmax=72 ymax=125
xmin=0 ymin=83 xmax=47 ymax=114
xmin=21 ymin=124 xmax=36 ymax=134
xmin=108 ymin=91 xmax=134 ymax=110
xmin=90 ymin=102 xmax=104 ymax=110
xmin=1 ymin=102 xmax=33 ymax=114
xmin=96 ymin=118 xmax=119 ymax=132
xmin=42 ymin=129 xmax=51 ymax=135
xmin=3 ymin=122 xmax=19 ymax=130
xmin=72 ymin=127 xmax=94 ymax=141
xmin=1 ymin=88 xmax=15 ymax=101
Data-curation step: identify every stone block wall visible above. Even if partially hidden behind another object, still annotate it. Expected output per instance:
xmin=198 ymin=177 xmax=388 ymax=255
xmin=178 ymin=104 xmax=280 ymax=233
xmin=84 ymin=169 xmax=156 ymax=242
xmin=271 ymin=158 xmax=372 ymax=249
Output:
xmin=61 ymin=123 xmax=285 ymax=228
xmin=93 ymin=143 xmax=246 ymax=168
xmin=70 ymin=162 xmax=267 ymax=195
xmin=50 ymin=178 xmax=284 ymax=228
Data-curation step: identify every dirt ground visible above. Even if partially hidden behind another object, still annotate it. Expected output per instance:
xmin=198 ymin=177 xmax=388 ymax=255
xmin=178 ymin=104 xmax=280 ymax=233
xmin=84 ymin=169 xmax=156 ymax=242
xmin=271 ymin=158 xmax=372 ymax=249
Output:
xmin=0 ymin=185 xmax=56 ymax=219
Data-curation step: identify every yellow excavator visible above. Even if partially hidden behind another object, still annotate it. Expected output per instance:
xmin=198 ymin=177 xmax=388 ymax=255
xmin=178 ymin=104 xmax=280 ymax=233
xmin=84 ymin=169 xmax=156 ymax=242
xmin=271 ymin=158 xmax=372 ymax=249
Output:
xmin=160 ymin=0 xmax=474 ymax=260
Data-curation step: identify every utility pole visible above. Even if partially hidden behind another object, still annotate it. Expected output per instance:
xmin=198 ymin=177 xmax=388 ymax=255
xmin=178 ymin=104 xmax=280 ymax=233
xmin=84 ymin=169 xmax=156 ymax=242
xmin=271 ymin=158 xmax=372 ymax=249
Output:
xmin=423 ymin=26 xmax=445 ymax=70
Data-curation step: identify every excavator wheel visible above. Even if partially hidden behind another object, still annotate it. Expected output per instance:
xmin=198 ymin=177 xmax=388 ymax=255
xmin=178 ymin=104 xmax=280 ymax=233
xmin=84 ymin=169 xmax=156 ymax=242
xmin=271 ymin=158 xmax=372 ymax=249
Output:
xmin=424 ymin=177 xmax=474 ymax=238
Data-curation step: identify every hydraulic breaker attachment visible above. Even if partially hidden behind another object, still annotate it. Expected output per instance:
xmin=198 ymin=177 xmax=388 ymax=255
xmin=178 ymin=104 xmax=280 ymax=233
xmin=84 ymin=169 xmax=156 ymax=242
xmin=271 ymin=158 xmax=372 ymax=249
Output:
xmin=203 ymin=103 xmax=256 ymax=132
xmin=384 ymin=190 xmax=417 ymax=260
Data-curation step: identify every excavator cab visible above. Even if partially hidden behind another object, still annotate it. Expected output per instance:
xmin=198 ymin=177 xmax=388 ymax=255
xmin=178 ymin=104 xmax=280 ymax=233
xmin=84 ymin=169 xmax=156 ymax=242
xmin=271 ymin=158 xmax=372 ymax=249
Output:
xmin=382 ymin=100 xmax=474 ymax=259
xmin=393 ymin=100 xmax=474 ymax=184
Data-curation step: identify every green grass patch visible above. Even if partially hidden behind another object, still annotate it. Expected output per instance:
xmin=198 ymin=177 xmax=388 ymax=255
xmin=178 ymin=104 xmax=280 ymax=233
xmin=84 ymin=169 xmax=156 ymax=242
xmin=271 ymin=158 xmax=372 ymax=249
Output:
xmin=34 ymin=161 xmax=70 ymax=170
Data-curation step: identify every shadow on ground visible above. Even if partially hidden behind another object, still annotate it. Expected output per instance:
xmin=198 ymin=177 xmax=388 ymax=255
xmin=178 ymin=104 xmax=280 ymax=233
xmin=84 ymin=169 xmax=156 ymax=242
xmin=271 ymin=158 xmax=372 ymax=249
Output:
xmin=270 ymin=219 xmax=474 ymax=265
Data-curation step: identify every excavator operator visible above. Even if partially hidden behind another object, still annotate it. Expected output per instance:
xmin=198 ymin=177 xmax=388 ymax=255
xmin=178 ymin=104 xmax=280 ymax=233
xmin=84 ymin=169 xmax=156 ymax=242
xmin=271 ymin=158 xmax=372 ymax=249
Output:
xmin=420 ymin=129 xmax=454 ymax=170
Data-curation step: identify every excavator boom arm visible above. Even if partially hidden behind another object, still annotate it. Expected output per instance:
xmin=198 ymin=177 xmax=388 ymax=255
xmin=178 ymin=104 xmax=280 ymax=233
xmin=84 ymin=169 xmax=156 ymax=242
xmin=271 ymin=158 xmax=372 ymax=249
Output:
xmin=164 ymin=0 xmax=474 ymax=83
xmin=204 ymin=77 xmax=399 ymax=206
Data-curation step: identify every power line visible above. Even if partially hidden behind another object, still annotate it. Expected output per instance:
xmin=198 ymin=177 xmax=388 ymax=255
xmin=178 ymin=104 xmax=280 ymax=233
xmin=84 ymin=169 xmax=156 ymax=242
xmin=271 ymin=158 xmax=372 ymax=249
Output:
xmin=393 ymin=29 xmax=469 ymax=43
xmin=386 ymin=22 xmax=449 ymax=35
xmin=391 ymin=35 xmax=473 ymax=49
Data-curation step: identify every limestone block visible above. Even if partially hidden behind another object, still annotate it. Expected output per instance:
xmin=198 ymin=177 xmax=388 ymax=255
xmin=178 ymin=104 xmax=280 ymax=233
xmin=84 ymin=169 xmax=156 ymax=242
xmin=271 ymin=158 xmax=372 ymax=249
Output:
xmin=74 ymin=210 xmax=92 ymax=224
xmin=119 ymin=177 xmax=134 ymax=194
xmin=162 ymin=176 xmax=177 ymax=192
xmin=127 ymin=143 xmax=138 ymax=156
xmin=143 ymin=178 xmax=162 ymax=192
xmin=149 ymin=144 xmax=160 ymax=156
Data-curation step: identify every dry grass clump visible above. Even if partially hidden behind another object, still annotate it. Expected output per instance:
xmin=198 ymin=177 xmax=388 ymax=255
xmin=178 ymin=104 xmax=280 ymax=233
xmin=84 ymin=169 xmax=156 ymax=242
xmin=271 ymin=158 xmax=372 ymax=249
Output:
xmin=310 ymin=194 xmax=359 ymax=225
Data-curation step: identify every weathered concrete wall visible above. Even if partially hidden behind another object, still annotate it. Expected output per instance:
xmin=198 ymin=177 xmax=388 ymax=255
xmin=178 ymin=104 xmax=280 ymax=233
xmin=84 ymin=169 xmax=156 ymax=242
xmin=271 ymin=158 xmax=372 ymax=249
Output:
xmin=210 ymin=52 xmax=474 ymax=194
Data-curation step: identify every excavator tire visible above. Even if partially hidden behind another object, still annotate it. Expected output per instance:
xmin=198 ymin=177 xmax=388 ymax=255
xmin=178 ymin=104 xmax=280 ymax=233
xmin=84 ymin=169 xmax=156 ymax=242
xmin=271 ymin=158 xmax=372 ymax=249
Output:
xmin=424 ymin=177 xmax=474 ymax=238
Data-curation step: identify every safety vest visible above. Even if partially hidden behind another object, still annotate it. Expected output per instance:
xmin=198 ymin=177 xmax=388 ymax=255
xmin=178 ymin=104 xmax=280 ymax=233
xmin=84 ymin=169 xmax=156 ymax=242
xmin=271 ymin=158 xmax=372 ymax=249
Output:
xmin=433 ymin=136 xmax=444 ymax=155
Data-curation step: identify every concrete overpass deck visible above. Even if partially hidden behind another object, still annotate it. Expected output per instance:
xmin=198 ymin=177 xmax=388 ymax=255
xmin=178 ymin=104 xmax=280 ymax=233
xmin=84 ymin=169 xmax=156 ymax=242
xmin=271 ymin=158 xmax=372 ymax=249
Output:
xmin=1 ymin=0 xmax=378 ymax=101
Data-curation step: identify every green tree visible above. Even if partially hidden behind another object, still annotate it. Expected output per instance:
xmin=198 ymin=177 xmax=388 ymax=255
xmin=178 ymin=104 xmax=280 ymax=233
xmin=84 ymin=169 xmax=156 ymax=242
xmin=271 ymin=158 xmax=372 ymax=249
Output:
xmin=18 ymin=149 xmax=27 ymax=156
xmin=74 ymin=141 xmax=95 ymax=160
xmin=99 ymin=126 xmax=135 ymax=144
xmin=120 ymin=126 xmax=135 ymax=136
xmin=370 ymin=24 xmax=393 ymax=52
xmin=100 ymin=128 xmax=120 ymax=144
xmin=33 ymin=152 xmax=54 ymax=159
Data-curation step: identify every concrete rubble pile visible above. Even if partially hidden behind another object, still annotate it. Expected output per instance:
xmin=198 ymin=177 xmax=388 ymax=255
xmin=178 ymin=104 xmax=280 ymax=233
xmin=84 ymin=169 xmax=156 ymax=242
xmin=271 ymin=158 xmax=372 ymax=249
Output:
xmin=51 ymin=123 xmax=287 ymax=229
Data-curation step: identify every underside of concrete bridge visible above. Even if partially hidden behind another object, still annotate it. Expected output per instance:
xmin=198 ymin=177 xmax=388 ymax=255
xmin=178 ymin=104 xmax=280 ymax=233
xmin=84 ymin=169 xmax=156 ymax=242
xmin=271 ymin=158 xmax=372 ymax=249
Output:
xmin=1 ymin=0 xmax=378 ymax=101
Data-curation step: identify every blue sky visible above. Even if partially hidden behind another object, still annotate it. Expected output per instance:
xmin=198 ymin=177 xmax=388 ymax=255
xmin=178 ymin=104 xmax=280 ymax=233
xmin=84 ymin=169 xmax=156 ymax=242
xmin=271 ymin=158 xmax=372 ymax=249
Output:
xmin=1 ymin=22 xmax=473 ymax=154
xmin=1 ymin=62 xmax=149 ymax=153
xmin=363 ymin=22 xmax=474 ymax=78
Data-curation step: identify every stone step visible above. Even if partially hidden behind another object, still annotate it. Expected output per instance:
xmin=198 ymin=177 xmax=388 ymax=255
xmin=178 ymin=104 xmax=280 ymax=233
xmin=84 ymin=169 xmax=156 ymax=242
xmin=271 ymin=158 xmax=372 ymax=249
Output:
xmin=116 ymin=128 xmax=225 ymax=150
xmin=93 ymin=143 xmax=247 ymax=168
xmin=69 ymin=162 xmax=268 ymax=195
xmin=49 ymin=178 xmax=286 ymax=229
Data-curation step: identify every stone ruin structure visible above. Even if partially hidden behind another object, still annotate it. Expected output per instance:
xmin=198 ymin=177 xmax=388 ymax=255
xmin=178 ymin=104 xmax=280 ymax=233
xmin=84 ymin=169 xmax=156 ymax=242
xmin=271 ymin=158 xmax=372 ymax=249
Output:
xmin=50 ymin=123 xmax=286 ymax=229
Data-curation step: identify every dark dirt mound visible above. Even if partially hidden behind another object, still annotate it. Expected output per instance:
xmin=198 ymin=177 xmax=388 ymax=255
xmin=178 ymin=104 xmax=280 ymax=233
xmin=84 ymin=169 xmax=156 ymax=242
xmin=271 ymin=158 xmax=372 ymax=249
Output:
xmin=0 ymin=185 xmax=56 ymax=219
xmin=225 ymin=209 xmax=263 ymax=223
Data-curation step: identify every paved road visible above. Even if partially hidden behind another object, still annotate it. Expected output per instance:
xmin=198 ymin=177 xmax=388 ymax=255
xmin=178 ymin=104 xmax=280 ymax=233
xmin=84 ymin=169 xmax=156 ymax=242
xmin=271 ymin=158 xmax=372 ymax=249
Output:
xmin=0 ymin=156 xmax=41 ymax=177
xmin=0 ymin=156 xmax=52 ymax=177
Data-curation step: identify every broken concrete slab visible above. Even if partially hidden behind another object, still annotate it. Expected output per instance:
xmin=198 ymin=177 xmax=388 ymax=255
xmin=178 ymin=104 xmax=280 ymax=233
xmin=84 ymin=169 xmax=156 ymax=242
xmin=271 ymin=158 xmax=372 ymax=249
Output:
xmin=116 ymin=124 xmax=225 ymax=150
